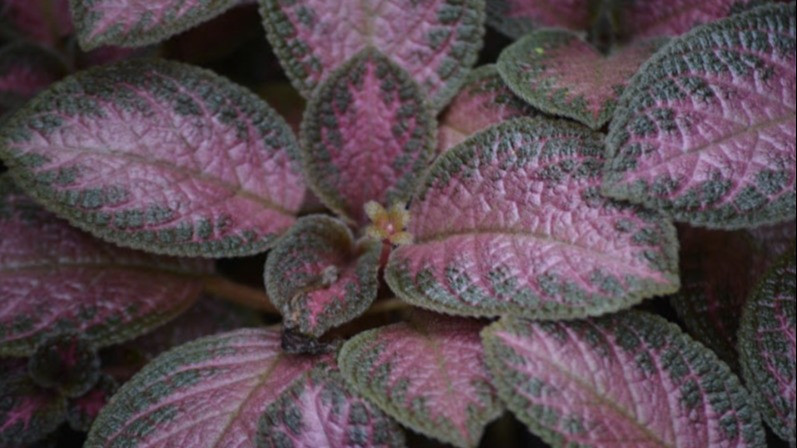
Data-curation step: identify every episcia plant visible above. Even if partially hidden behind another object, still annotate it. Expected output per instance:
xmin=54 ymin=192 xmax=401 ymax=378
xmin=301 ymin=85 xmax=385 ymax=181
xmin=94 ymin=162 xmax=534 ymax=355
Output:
xmin=0 ymin=0 xmax=794 ymax=447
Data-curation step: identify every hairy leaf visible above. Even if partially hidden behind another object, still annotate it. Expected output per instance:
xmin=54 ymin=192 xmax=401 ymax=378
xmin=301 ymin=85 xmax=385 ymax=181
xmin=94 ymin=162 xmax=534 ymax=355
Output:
xmin=0 ymin=43 xmax=67 ymax=118
xmin=386 ymin=117 xmax=679 ymax=318
xmin=0 ymin=59 xmax=305 ymax=257
xmin=70 ymin=0 xmax=239 ymax=50
xmin=0 ymin=0 xmax=72 ymax=47
xmin=603 ymin=3 xmax=796 ymax=228
xmin=27 ymin=332 xmax=101 ymax=398
xmin=300 ymin=49 xmax=435 ymax=224
xmin=482 ymin=311 xmax=766 ymax=447
xmin=437 ymin=64 xmax=537 ymax=154
xmin=0 ymin=176 xmax=211 ymax=356
xmin=66 ymin=374 xmax=117 ymax=432
xmin=339 ymin=314 xmax=502 ymax=447
xmin=485 ymin=0 xmax=596 ymax=39
xmin=259 ymin=0 xmax=485 ymax=108
xmin=0 ymin=359 xmax=66 ymax=447
xmin=257 ymin=362 xmax=406 ymax=448
xmin=497 ymin=29 xmax=663 ymax=129
xmin=265 ymin=215 xmax=381 ymax=337
xmin=739 ymin=248 xmax=796 ymax=445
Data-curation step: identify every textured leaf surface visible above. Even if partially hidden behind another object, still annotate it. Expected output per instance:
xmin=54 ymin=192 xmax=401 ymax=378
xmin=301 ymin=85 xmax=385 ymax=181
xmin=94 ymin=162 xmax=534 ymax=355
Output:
xmin=0 ymin=43 xmax=67 ymax=118
xmin=485 ymin=0 xmax=595 ymax=39
xmin=300 ymin=50 xmax=435 ymax=224
xmin=27 ymin=332 xmax=101 ymax=398
xmin=265 ymin=215 xmax=381 ymax=337
xmin=84 ymin=328 xmax=396 ymax=448
xmin=618 ymin=0 xmax=767 ymax=39
xmin=259 ymin=0 xmax=485 ymax=108
xmin=498 ymin=29 xmax=663 ymax=129
xmin=386 ymin=117 xmax=679 ymax=318
xmin=437 ymin=64 xmax=537 ymax=154
xmin=482 ymin=311 xmax=766 ymax=447
xmin=70 ymin=0 xmax=238 ymax=50
xmin=0 ymin=59 xmax=305 ymax=256
xmin=0 ymin=359 xmax=66 ymax=447
xmin=604 ymin=3 xmax=797 ymax=228
xmin=739 ymin=249 xmax=796 ymax=444
xmin=0 ymin=0 xmax=73 ymax=47
xmin=0 ymin=176 xmax=211 ymax=356
xmin=257 ymin=361 xmax=406 ymax=448
xmin=339 ymin=314 xmax=501 ymax=447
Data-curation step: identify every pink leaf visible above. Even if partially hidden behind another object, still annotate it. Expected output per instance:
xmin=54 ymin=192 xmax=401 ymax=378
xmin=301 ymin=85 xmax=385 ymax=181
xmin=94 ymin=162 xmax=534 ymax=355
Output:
xmin=386 ymin=117 xmax=679 ymax=318
xmin=437 ymin=64 xmax=537 ymax=154
xmin=264 ymin=215 xmax=381 ymax=337
xmin=603 ymin=3 xmax=796 ymax=229
xmin=497 ymin=29 xmax=664 ymax=129
xmin=70 ymin=0 xmax=239 ymax=50
xmin=0 ymin=176 xmax=212 ymax=356
xmin=84 ymin=328 xmax=404 ymax=448
xmin=482 ymin=311 xmax=767 ymax=447
xmin=338 ymin=313 xmax=502 ymax=447
xmin=300 ymin=49 xmax=435 ymax=224
xmin=0 ymin=359 xmax=66 ymax=447
xmin=0 ymin=59 xmax=305 ymax=257
xmin=0 ymin=0 xmax=73 ymax=47
xmin=0 ymin=43 xmax=67 ymax=118
xmin=259 ymin=0 xmax=485 ymax=108
xmin=485 ymin=0 xmax=596 ymax=39
xmin=739 ymin=248 xmax=796 ymax=445
xmin=66 ymin=374 xmax=117 ymax=432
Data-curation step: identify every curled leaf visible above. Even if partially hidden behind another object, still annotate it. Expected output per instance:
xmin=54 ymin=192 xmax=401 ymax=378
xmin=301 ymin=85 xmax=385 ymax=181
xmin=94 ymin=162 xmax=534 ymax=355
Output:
xmin=339 ymin=314 xmax=502 ymax=447
xmin=386 ymin=117 xmax=679 ymax=318
xmin=259 ymin=0 xmax=485 ymax=108
xmin=485 ymin=0 xmax=596 ymax=39
xmin=497 ymin=29 xmax=663 ymax=129
xmin=482 ymin=311 xmax=766 ymax=447
xmin=70 ymin=0 xmax=239 ymax=50
xmin=0 ymin=360 xmax=66 ymax=447
xmin=0 ymin=176 xmax=211 ymax=356
xmin=300 ymin=49 xmax=435 ymax=224
xmin=27 ymin=332 xmax=101 ymax=398
xmin=739 ymin=248 xmax=796 ymax=445
xmin=264 ymin=215 xmax=381 ymax=337
xmin=0 ymin=59 xmax=305 ymax=257
xmin=603 ymin=3 xmax=796 ymax=229
xmin=437 ymin=64 xmax=537 ymax=154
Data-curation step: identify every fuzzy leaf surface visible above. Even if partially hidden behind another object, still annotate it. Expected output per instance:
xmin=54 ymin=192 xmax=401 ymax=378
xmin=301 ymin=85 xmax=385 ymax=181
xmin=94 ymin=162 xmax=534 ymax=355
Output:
xmin=259 ymin=0 xmax=485 ymax=108
xmin=482 ymin=311 xmax=766 ymax=447
xmin=739 ymin=249 xmax=796 ymax=445
xmin=300 ymin=50 xmax=434 ymax=224
xmin=485 ymin=0 xmax=595 ymax=39
xmin=437 ymin=64 xmax=537 ymax=154
xmin=70 ymin=0 xmax=238 ymax=50
xmin=604 ymin=3 xmax=796 ymax=229
xmin=0 ymin=59 xmax=305 ymax=257
xmin=0 ymin=359 xmax=66 ymax=447
xmin=265 ymin=215 xmax=381 ymax=337
xmin=257 ymin=362 xmax=406 ymax=448
xmin=339 ymin=314 xmax=501 ymax=447
xmin=498 ymin=29 xmax=663 ymax=129
xmin=0 ymin=0 xmax=73 ymax=47
xmin=0 ymin=177 xmax=211 ymax=356
xmin=0 ymin=43 xmax=67 ymax=118
xmin=386 ymin=117 xmax=679 ymax=318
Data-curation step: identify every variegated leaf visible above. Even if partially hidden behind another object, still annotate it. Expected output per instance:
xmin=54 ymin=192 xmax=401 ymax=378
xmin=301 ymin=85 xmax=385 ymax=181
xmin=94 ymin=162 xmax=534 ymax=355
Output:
xmin=485 ymin=0 xmax=597 ymax=39
xmin=482 ymin=311 xmax=766 ymax=447
xmin=66 ymin=374 xmax=117 ymax=432
xmin=27 ymin=332 xmax=101 ymax=398
xmin=0 ymin=359 xmax=66 ymax=447
xmin=259 ymin=0 xmax=485 ymax=108
xmin=603 ymin=2 xmax=796 ymax=229
xmin=386 ymin=117 xmax=679 ymax=318
xmin=0 ymin=59 xmax=305 ymax=257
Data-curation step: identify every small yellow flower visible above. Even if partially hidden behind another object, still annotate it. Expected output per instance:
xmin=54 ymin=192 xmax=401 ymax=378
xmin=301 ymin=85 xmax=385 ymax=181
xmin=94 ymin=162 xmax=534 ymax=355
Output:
xmin=364 ymin=201 xmax=413 ymax=245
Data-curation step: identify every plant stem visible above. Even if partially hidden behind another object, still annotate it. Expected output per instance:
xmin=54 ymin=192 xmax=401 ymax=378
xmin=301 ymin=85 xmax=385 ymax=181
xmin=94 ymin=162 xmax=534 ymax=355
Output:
xmin=203 ymin=275 xmax=278 ymax=314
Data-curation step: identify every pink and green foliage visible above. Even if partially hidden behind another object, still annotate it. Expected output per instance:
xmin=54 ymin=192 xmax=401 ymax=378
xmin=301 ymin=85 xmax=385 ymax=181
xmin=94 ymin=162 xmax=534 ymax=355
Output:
xmin=259 ymin=0 xmax=486 ymax=108
xmin=0 ymin=59 xmax=306 ymax=257
xmin=0 ymin=0 xmax=73 ymax=47
xmin=69 ymin=0 xmax=239 ymax=50
xmin=739 ymin=248 xmax=796 ymax=445
xmin=0 ymin=359 xmax=66 ymax=447
xmin=482 ymin=311 xmax=766 ymax=447
xmin=437 ymin=64 xmax=537 ymax=153
xmin=497 ymin=29 xmax=664 ymax=129
xmin=27 ymin=332 xmax=101 ymax=398
xmin=300 ymin=49 xmax=435 ymax=224
xmin=338 ymin=313 xmax=502 ymax=447
xmin=604 ymin=3 xmax=796 ymax=229
xmin=386 ymin=117 xmax=679 ymax=318
xmin=0 ymin=43 xmax=67 ymax=118
xmin=265 ymin=215 xmax=381 ymax=337
xmin=485 ymin=0 xmax=596 ymax=39
xmin=84 ymin=328 xmax=404 ymax=448
xmin=0 ymin=176 xmax=211 ymax=356
xmin=66 ymin=374 xmax=117 ymax=432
